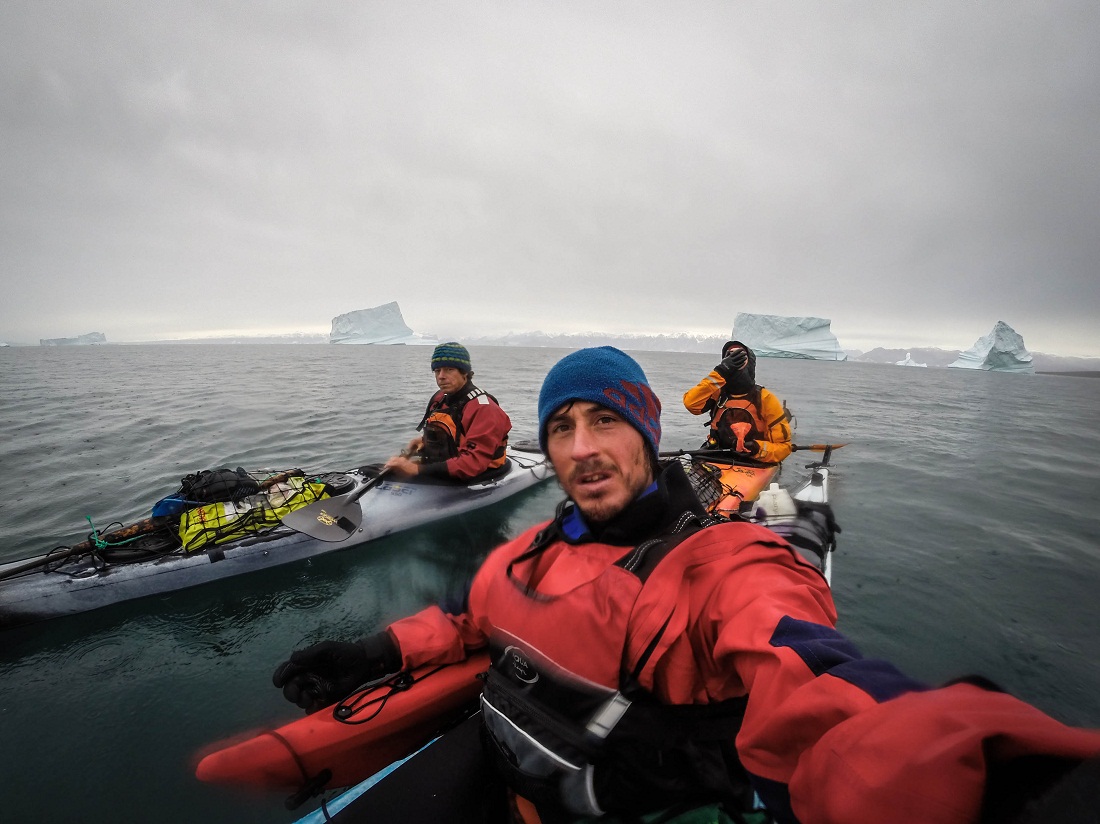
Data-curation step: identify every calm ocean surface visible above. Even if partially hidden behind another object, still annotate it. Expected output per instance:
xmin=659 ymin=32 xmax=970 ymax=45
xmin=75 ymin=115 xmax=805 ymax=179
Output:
xmin=1 ymin=344 xmax=1098 ymax=823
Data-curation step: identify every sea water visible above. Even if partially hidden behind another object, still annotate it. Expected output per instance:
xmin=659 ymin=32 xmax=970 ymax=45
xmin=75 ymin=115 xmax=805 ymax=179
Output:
xmin=0 ymin=344 xmax=1098 ymax=823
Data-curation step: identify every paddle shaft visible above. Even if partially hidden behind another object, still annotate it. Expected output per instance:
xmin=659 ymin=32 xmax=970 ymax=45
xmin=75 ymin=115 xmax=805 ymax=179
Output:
xmin=346 ymin=466 xmax=394 ymax=504
xmin=660 ymin=444 xmax=844 ymax=459
xmin=0 ymin=546 xmax=84 ymax=580
xmin=659 ymin=448 xmax=772 ymax=468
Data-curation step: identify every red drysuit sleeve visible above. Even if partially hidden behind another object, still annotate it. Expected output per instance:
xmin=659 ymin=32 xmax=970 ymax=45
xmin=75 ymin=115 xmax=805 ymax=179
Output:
xmin=385 ymin=523 xmax=542 ymax=667
xmin=680 ymin=529 xmax=1100 ymax=824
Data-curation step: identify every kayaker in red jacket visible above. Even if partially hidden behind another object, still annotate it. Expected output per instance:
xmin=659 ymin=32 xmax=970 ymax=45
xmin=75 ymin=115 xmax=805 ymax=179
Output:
xmin=275 ymin=346 xmax=1100 ymax=824
xmin=384 ymin=342 xmax=511 ymax=483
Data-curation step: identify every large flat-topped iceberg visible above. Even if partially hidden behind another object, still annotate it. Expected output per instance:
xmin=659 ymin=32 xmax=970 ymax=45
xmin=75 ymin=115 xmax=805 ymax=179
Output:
xmin=330 ymin=302 xmax=437 ymax=345
xmin=40 ymin=332 xmax=107 ymax=346
xmin=730 ymin=313 xmax=846 ymax=360
xmin=948 ymin=321 xmax=1034 ymax=372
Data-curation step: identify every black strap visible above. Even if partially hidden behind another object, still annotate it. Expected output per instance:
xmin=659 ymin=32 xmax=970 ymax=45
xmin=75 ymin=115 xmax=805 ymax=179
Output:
xmin=766 ymin=399 xmax=793 ymax=429
xmin=614 ymin=510 xmax=717 ymax=581
xmin=715 ymin=384 xmax=762 ymax=412
xmin=415 ymin=383 xmax=498 ymax=435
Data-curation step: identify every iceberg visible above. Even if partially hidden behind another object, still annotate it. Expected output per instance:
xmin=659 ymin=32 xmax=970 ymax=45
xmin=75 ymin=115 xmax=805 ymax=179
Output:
xmin=948 ymin=321 xmax=1034 ymax=373
xmin=896 ymin=352 xmax=928 ymax=367
xmin=329 ymin=302 xmax=438 ymax=345
xmin=40 ymin=332 xmax=107 ymax=346
xmin=730 ymin=313 xmax=847 ymax=360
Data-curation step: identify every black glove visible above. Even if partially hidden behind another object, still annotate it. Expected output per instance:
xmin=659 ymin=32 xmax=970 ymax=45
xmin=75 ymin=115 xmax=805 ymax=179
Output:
xmin=986 ymin=754 xmax=1100 ymax=823
xmin=272 ymin=632 xmax=402 ymax=712
xmin=742 ymin=438 xmax=760 ymax=457
xmin=714 ymin=348 xmax=749 ymax=381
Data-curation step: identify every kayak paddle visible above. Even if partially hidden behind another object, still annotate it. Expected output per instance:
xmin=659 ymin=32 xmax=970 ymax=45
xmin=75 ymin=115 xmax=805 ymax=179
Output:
xmin=279 ymin=467 xmax=394 ymax=542
xmin=657 ymin=448 xmax=773 ymax=467
xmin=661 ymin=444 xmax=845 ymax=458
xmin=658 ymin=444 xmax=846 ymax=467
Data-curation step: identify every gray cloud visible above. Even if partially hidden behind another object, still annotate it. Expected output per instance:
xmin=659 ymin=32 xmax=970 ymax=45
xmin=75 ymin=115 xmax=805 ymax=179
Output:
xmin=2 ymin=1 xmax=1098 ymax=355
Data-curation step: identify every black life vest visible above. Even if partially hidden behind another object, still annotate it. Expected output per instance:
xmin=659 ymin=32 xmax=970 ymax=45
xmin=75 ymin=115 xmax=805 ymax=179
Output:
xmin=415 ymin=382 xmax=507 ymax=468
xmin=478 ymin=511 xmax=756 ymax=818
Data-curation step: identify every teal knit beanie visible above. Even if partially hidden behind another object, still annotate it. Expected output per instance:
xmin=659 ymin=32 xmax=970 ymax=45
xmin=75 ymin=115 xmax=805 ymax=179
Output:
xmin=430 ymin=342 xmax=472 ymax=374
xmin=538 ymin=347 xmax=661 ymax=456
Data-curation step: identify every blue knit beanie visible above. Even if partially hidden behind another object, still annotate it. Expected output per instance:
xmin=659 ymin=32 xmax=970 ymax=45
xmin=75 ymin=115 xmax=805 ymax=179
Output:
xmin=538 ymin=347 xmax=662 ymax=456
xmin=431 ymin=342 xmax=472 ymax=374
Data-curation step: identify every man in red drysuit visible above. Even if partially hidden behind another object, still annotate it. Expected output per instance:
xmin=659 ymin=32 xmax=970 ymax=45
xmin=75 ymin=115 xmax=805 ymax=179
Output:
xmin=384 ymin=341 xmax=511 ymax=483
xmin=275 ymin=346 xmax=1100 ymax=824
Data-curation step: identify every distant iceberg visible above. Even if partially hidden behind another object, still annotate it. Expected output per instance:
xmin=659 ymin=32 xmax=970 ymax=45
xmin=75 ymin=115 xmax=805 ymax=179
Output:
xmin=40 ymin=332 xmax=107 ymax=346
xmin=948 ymin=321 xmax=1034 ymax=373
xmin=329 ymin=302 xmax=439 ymax=345
xmin=730 ymin=313 xmax=847 ymax=360
xmin=896 ymin=352 xmax=928 ymax=367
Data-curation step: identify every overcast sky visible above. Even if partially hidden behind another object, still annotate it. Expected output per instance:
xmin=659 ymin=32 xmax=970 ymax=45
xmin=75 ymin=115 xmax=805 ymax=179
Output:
xmin=2 ymin=2 xmax=1098 ymax=356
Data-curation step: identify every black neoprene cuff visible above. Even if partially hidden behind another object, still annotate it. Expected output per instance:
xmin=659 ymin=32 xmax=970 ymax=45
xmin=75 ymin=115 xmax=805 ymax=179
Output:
xmin=358 ymin=631 xmax=402 ymax=673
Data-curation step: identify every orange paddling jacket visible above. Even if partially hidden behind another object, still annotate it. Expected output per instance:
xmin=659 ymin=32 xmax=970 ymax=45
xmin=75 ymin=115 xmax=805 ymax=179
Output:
xmin=684 ymin=372 xmax=793 ymax=463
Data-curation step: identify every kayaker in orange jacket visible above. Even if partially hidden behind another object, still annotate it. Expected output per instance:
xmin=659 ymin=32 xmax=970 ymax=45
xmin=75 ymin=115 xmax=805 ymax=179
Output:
xmin=275 ymin=346 xmax=1100 ymax=824
xmin=684 ymin=340 xmax=793 ymax=463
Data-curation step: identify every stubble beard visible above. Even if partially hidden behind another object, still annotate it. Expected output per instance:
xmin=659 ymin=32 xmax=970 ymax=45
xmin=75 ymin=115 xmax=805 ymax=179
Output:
xmin=568 ymin=452 xmax=653 ymax=524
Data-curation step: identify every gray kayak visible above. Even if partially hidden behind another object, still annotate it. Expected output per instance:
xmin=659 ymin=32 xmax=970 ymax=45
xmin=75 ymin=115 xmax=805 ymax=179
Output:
xmin=0 ymin=446 xmax=554 ymax=630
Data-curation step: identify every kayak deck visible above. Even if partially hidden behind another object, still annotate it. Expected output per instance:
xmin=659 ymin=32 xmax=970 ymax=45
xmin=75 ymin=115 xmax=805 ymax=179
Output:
xmin=677 ymin=449 xmax=835 ymax=581
xmin=195 ymin=653 xmax=492 ymax=795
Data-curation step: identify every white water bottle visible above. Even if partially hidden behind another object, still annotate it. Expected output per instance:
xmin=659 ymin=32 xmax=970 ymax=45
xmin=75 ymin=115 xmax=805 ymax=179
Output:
xmin=754 ymin=483 xmax=798 ymax=520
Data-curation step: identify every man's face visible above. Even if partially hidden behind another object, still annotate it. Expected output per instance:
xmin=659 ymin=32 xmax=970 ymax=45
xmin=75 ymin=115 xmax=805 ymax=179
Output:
xmin=545 ymin=401 xmax=654 ymax=523
xmin=434 ymin=367 xmax=467 ymax=394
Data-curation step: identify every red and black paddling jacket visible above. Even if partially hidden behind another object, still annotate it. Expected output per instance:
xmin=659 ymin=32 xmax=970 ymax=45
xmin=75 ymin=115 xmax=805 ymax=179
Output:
xmin=415 ymin=382 xmax=511 ymax=482
xmin=387 ymin=464 xmax=1100 ymax=823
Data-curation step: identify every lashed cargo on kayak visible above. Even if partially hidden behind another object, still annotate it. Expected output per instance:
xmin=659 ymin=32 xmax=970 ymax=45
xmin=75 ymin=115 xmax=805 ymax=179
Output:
xmin=0 ymin=446 xmax=554 ymax=630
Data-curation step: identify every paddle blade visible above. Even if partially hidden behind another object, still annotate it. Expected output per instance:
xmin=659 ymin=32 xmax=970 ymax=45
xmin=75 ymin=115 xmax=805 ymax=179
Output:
xmin=279 ymin=469 xmax=392 ymax=542
xmin=280 ymin=498 xmax=364 ymax=542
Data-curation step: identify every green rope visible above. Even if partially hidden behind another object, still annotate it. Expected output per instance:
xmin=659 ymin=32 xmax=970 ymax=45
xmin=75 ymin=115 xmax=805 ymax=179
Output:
xmin=85 ymin=515 xmax=108 ymax=550
xmin=84 ymin=515 xmax=153 ymax=549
